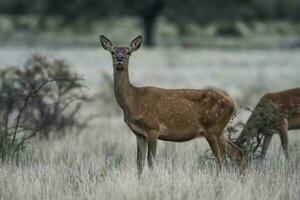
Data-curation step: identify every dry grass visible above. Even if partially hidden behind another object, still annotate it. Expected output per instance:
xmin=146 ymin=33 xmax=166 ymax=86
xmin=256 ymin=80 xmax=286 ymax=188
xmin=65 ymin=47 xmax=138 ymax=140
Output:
xmin=1 ymin=48 xmax=300 ymax=199
xmin=0 ymin=117 xmax=299 ymax=200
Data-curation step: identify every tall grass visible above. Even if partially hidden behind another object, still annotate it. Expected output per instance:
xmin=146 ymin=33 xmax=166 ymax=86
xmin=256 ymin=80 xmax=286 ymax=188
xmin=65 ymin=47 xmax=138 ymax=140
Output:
xmin=0 ymin=117 xmax=299 ymax=200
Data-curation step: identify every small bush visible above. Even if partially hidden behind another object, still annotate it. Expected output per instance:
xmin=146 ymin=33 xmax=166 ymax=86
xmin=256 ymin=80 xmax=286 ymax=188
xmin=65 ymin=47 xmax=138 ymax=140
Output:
xmin=0 ymin=54 xmax=86 ymax=162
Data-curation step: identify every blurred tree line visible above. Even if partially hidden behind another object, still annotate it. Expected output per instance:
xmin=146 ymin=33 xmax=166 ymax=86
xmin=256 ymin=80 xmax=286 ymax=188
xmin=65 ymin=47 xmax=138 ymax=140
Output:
xmin=0 ymin=0 xmax=300 ymax=46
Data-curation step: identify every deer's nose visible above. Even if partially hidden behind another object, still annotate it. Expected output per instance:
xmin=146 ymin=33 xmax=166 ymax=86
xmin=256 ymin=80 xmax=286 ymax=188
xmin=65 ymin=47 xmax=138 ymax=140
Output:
xmin=116 ymin=54 xmax=124 ymax=61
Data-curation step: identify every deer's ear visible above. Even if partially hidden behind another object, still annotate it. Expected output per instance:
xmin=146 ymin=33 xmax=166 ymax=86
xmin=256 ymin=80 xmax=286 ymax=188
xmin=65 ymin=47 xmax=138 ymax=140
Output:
xmin=129 ymin=35 xmax=142 ymax=52
xmin=100 ymin=35 xmax=114 ymax=51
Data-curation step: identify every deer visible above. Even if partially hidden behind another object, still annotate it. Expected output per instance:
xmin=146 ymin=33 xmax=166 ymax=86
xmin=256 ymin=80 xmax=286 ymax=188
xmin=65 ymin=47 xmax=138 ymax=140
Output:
xmin=99 ymin=35 xmax=245 ymax=176
xmin=235 ymin=88 xmax=300 ymax=159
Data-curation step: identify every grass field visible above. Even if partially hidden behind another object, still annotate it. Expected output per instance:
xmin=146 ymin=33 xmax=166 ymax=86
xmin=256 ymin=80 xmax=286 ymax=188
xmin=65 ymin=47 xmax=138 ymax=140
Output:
xmin=0 ymin=47 xmax=300 ymax=199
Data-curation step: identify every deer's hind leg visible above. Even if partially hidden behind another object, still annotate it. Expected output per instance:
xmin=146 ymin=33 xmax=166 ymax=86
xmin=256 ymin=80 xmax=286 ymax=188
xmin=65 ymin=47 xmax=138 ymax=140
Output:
xmin=206 ymin=135 xmax=225 ymax=171
xmin=220 ymin=135 xmax=246 ymax=170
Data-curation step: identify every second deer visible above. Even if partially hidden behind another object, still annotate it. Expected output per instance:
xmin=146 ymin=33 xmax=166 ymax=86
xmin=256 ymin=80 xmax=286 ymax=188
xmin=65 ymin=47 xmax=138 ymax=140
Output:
xmin=100 ymin=35 xmax=245 ymax=176
xmin=235 ymin=88 xmax=300 ymax=159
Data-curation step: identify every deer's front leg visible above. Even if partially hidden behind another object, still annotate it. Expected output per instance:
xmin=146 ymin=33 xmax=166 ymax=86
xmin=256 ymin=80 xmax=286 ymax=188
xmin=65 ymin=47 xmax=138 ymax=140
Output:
xmin=136 ymin=135 xmax=147 ymax=177
xmin=147 ymin=135 xmax=157 ymax=170
xmin=261 ymin=134 xmax=273 ymax=159
xmin=278 ymin=119 xmax=289 ymax=159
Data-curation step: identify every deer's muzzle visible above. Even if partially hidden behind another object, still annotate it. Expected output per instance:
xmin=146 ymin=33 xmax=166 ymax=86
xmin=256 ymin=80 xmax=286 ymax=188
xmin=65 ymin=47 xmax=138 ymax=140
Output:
xmin=115 ymin=62 xmax=125 ymax=71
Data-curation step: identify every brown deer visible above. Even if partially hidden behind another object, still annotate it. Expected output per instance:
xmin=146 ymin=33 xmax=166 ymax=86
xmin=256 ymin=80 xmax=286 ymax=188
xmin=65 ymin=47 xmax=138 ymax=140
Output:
xmin=100 ymin=35 xmax=245 ymax=176
xmin=235 ymin=88 xmax=300 ymax=159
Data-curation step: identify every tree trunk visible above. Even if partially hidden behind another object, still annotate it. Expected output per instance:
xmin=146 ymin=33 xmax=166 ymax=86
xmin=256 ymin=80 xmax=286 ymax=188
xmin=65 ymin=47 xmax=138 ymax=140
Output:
xmin=141 ymin=0 xmax=164 ymax=47
xmin=143 ymin=17 xmax=156 ymax=47
xmin=37 ymin=16 xmax=47 ymax=31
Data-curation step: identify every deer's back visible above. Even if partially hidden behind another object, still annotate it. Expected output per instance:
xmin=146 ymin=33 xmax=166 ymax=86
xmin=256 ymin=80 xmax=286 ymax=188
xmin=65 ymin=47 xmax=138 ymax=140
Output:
xmin=261 ymin=88 xmax=300 ymax=111
xmin=250 ymin=88 xmax=300 ymax=130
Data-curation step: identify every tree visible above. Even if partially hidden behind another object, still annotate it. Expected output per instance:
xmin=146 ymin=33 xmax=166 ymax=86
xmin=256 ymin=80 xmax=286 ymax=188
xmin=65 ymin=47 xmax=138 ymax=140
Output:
xmin=37 ymin=0 xmax=165 ymax=47
xmin=124 ymin=0 xmax=164 ymax=46
xmin=2 ymin=0 xmax=300 ymax=46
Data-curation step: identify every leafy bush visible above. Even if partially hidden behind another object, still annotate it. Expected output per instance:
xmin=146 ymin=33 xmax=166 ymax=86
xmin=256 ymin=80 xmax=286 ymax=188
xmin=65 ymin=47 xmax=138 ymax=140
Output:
xmin=0 ymin=54 xmax=86 ymax=162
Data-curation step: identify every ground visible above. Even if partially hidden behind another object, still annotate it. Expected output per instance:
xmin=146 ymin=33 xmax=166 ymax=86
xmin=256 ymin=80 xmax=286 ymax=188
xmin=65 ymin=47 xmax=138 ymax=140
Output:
xmin=0 ymin=47 xmax=299 ymax=199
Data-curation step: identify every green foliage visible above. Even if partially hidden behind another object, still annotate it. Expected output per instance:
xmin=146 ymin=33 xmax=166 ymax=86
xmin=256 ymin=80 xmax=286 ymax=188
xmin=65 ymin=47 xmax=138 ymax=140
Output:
xmin=0 ymin=128 xmax=26 ymax=162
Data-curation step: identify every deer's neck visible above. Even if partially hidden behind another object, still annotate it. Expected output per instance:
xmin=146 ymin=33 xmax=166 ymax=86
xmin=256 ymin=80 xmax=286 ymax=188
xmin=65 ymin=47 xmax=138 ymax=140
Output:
xmin=113 ymin=69 xmax=136 ymax=115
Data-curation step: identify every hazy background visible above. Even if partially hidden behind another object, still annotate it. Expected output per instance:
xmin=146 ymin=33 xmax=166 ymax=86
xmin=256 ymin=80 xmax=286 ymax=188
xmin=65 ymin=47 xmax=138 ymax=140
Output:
xmin=1 ymin=0 xmax=300 ymax=105
xmin=0 ymin=0 xmax=300 ymax=199
xmin=0 ymin=0 xmax=300 ymax=48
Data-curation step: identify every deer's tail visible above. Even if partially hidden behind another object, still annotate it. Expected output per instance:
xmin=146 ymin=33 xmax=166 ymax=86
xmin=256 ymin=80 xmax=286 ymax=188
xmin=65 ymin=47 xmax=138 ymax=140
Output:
xmin=230 ymin=97 xmax=238 ymax=120
xmin=207 ymin=87 xmax=238 ymax=120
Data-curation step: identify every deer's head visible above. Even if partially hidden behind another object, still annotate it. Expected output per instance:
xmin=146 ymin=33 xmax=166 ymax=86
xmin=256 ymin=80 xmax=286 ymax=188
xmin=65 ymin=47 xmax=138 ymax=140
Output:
xmin=235 ymin=99 xmax=275 ymax=147
xmin=100 ymin=35 xmax=142 ymax=71
xmin=235 ymin=114 xmax=259 ymax=146
xmin=235 ymin=125 xmax=258 ymax=146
